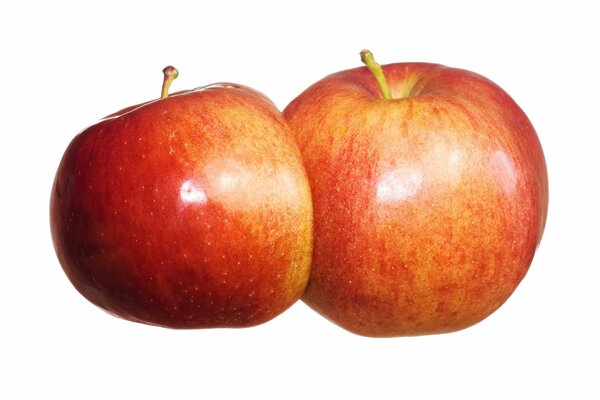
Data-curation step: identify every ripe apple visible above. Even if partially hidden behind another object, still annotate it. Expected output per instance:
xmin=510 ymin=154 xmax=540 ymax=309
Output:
xmin=50 ymin=67 xmax=313 ymax=329
xmin=283 ymin=51 xmax=548 ymax=337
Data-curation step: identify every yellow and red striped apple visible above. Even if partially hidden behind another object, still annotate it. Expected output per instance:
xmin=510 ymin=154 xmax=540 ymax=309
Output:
xmin=284 ymin=51 xmax=548 ymax=337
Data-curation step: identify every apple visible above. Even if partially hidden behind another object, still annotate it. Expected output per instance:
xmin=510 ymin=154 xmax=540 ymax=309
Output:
xmin=283 ymin=51 xmax=548 ymax=337
xmin=50 ymin=67 xmax=313 ymax=329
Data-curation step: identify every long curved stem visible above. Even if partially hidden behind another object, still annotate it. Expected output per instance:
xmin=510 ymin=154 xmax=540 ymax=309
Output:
xmin=360 ymin=50 xmax=392 ymax=100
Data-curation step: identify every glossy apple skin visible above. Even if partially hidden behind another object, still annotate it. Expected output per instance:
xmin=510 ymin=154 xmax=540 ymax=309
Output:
xmin=284 ymin=63 xmax=548 ymax=337
xmin=51 ymin=84 xmax=313 ymax=329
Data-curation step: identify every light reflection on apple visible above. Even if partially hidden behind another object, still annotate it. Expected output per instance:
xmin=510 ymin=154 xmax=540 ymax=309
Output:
xmin=425 ymin=141 xmax=466 ymax=189
xmin=179 ymin=180 xmax=207 ymax=204
xmin=488 ymin=150 xmax=518 ymax=194
xmin=376 ymin=167 xmax=423 ymax=203
xmin=216 ymin=171 xmax=240 ymax=192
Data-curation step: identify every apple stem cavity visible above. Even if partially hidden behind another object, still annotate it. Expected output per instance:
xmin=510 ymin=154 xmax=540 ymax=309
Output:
xmin=161 ymin=66 xmax=179 ymax=99
xmin=360 ymin=50 xmax=393 ymax=100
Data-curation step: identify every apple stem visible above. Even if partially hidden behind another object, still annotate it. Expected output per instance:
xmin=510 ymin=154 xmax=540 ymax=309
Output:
xmin=161 ymin=66 xmax=179 ymax=99
xmin=360 ymin=50 xmax=392 ymax=100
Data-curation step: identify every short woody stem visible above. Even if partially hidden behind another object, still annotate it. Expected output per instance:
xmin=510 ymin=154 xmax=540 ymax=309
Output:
xmin=161 ymin=66 xmax=179 ymax=99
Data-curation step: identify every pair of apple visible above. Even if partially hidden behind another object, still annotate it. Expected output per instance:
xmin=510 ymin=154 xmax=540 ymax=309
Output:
xmin=50 ymin=51 xmax=548 ymax=337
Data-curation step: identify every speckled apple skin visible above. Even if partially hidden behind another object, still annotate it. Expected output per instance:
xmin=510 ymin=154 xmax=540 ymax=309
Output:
xmin=284 ymin=63 xmax=548 ymax=337
xmin=51 ymin=84 xmax=313 ymax=329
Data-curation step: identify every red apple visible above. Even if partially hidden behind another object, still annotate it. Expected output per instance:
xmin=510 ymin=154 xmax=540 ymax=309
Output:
xmin=51 ymin=67 xmax=313 ymax=329
xmin=283 ymin=51 xmax=548 ymax=337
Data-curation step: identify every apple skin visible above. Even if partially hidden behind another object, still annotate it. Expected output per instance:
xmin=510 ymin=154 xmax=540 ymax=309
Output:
xmin=284 ymin=63 xmax=548 ymax=337
xmin=51 ymin=83 xmax=313 ymax=329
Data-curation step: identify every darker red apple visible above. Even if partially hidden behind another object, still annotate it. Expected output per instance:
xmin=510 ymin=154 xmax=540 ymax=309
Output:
xmin=283 ymin=51 xmax=548 ymax=337
xmin=51 ymin=67 xmax=313 ymax=329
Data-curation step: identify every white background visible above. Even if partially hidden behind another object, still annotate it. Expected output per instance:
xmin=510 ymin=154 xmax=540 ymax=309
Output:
xmin=1 ymin=0 xmax=598 ymax=398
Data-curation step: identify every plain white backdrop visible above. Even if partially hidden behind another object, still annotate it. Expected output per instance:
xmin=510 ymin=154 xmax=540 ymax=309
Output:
xmin=1 ymin=0 xmax=598 ymax=398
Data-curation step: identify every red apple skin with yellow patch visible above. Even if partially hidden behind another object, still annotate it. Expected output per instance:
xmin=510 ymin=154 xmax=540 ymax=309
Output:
xmin=51 ymin=83 xmax=313 ymax=329
xmin=284 ymin=63 xmax=548 ymax=337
